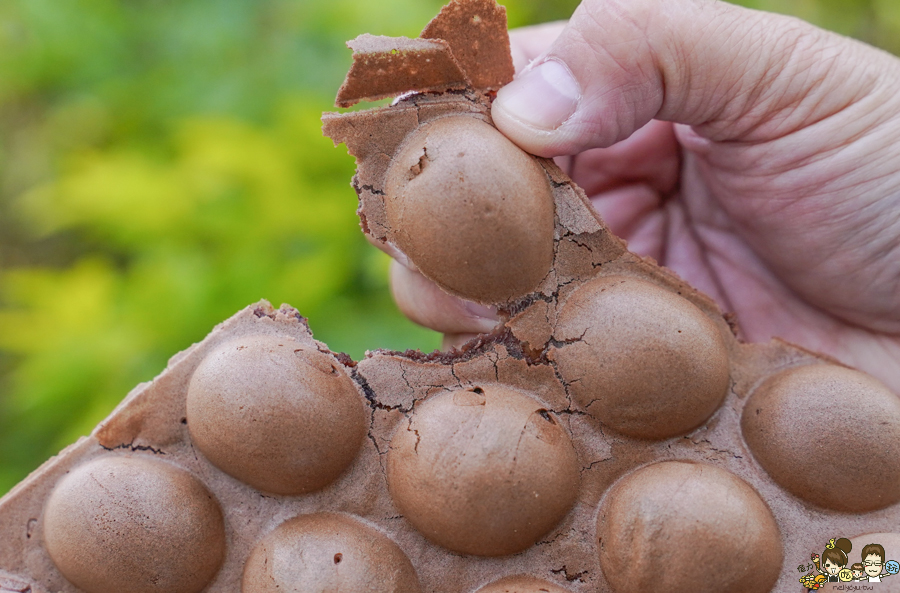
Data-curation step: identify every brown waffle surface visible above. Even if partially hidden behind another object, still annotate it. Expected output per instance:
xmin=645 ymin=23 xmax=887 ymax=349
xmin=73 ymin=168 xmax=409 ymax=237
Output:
xmin=2 ymin=1 xmax=900 ymax=592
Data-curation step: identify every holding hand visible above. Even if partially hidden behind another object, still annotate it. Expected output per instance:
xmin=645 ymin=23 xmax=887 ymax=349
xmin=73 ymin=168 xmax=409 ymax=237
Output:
xmin=390 ymin=0 xmax=900 ymax=392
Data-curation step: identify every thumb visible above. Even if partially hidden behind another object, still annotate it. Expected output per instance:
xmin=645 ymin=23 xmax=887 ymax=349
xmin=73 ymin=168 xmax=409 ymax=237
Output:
xmin=491 ymin=0 xmax=883 ymax=157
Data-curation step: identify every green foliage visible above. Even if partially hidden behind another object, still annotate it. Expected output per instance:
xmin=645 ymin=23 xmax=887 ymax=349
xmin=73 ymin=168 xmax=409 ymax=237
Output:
xmin=0 ymin=102 xmax=440 ymax=491
xmin=0 ymin=0 xmax=449 ymax=493
xmin=0 ymin=0 xmax=897 ymax=494
xmin=736 ymin=0 xmax=900 ymax=55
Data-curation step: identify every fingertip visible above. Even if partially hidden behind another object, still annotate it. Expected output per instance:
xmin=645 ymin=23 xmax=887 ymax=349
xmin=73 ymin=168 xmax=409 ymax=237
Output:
xmin=492 ymin=58 xmax=582 ymax=157
xmin=389 ymin=261 xmax=500 ymax=335
xmin=366 ymin=233 xmax=416 ymax=270
xmin=673 ymin=123 xmax=714 ymax=155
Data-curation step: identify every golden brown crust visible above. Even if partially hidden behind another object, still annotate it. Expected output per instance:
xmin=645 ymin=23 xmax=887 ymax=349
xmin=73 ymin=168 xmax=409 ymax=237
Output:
xmin=421 ymin=0 xmax=515 ymax=90
xmin=335 ymin=35 xmax=470 ymax=108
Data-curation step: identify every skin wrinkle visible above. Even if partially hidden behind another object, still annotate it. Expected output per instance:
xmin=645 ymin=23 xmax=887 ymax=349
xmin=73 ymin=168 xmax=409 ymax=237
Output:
xmin=781 ymin=87 xmax=894 ymax=171
xmin=869 ymin=212 xmax=900 ymax=286
xmin=661 ymin=197 xmax=731 ymax=307
xmin=572 ymin=120 xmax=680 ymax=196
xmin=693 ymin=198 xmax=898 ymax=331
xmin=697 ymin=212 xmax=900 ymax=340
xmin=714 ymin=252 xmax=900 ymax=369
xmin=721 ymin=21 xmax=816 ymax=131
xmin=675 ymin=204 xmax=738 ymax=315
xmin=573 ymin=2 xmax=661 ymax=144
xmin=835 ymin=205 xmax=900 ymax=310
xmin=745 ymin=39 xmax=847 ymax=138
xmin=689 ymin=16 xmax=768 ymax=126
xmin=692 ymin=22 xmax=866 ymax=142
xmin=393 ymin=4 xmax=900 ymax=392
xmin=673 ymin=175 xmax=811 ymax=317
xmin=655 ymin=8 xmax=748 ymax=125
xmin=633 ymin=0 xmax=685 ymax=109
xmin=708 ymin=160 xmax=900 ymax=303
xmin=682 ymin=85 xmax=900 ymax=304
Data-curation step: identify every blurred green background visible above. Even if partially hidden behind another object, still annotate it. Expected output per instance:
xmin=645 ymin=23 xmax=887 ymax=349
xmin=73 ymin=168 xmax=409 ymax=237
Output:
xmin=0 ymin=0 xmax=898 ymax=494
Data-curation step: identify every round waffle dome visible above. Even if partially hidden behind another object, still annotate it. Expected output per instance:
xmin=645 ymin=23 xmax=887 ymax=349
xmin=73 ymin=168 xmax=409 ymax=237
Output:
xmin=742 ymin=364 xmax=900 ymax=511
xmin=43 ymin=456 xmax=226 ymax=593
xmin=475 ymin=575 xmax=573 ymax=592
xmin=552 ymin=275 xmax=730 ymax=439
xmin=597 ymin=461 xmax=782 ymax=593
xmin=384 ymin=115 xmax=555 ymax=304
xmin=386 ymin=384 xmax=579 ymax=556
xmin=242 ymin=513 xmax=421 ymax=592
xmin=186 ymin=334 xmax=367 ymax=495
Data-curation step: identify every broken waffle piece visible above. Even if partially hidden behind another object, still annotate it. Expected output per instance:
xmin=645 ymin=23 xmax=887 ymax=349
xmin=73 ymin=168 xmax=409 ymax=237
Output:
xmin=335 ymin=35 xmax=470 ymax=108
xmin=2 ymin=1 xmax=900 ymax=592
xmin=421 ymin=0 xmax=515 ymax=89
xmin=2 ymin=298 xmax=899 ymax=592
xmin=334 ymin=0 xmax=514 ymax=109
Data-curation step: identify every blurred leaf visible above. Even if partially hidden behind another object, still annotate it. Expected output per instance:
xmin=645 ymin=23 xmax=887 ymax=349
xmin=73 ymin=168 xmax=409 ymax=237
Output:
xmin=504 ymin=0 xmax=579 ymax=28
xmin=0 ymin=98 xmax=440 ymax=493
xmin=0 ymin=0 xmax=896 ymax=497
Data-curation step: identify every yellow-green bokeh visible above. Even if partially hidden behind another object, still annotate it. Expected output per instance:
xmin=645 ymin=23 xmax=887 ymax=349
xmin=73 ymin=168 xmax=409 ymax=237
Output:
xmin=0 ymin=0 xmax=896 ymax=493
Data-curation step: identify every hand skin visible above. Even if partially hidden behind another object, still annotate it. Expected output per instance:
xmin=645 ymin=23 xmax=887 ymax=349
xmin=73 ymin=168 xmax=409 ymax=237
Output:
xmin=388 ymin=0 xmax=900 ymax=393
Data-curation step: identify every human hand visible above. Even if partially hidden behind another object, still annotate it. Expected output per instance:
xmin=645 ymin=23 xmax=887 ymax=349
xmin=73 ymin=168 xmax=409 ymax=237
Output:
xmin=390 ymin=0 xmax=900 ymax=392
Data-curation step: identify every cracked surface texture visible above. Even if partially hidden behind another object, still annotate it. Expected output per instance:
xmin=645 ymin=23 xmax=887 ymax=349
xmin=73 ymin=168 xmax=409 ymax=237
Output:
xmin=1 ymin=1 xmax=899 ymax=592
xmin=42 ymin=456 xmax=225 ymax=593
xmin=384 ymin=115 xmax=555 ymax=303
xmin=551 ymin=275 xmax=731 ymax=439
xmin=386 ymin=385 xmax=579 ymax=556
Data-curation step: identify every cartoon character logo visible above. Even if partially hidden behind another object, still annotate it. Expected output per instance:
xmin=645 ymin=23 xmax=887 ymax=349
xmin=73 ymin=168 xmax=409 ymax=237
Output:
xmin=800 ymin=537 xmax=899 ymax=590
xmin=860 ymin=543 xmax=900 ymax=583
xmin=820 ymin=537 xmax=852 ymax=582
xmin=799 ymin=572 xmax=826 ymax=590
